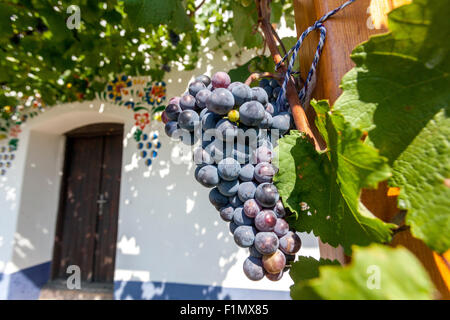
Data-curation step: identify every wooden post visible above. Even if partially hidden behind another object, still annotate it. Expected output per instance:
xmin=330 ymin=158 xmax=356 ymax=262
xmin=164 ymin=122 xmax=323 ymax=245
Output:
xmin=292 ymin=0 xmax=449 ymax=298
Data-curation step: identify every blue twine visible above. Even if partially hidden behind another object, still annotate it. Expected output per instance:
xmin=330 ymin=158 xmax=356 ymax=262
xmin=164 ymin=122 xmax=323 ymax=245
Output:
xmin=275 ymin=0 xmax=356 ymax=111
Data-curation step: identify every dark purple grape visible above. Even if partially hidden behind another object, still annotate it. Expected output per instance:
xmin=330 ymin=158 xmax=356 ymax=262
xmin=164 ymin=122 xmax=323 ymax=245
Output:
xmin=164 ymin=121 xmax=179 ymax=137
xmin=211 ymin=71 xmax=231 ymax=89
xmin=233 ymin=225 xmax=256 ymax=248
xmin=216 ymin=119 xmax=238 ymax=142
xmin=251 ymin=87 xmax=269 ymax=106
xmin=273 ymin=218 xmax=289 ymax=237
xmin=206 ymin=88 xmax=235 ymax=115
xmin=243 ymin=257 xmax=265 ymax=281
xmin=218 ymin=179 xmax=239 ymax=197
xmin=169 ymin=96 xmax=181 ymax=105
xmin=227 ymin=81 xmax=244 ymax=92
xmin=231 ymin=83 xmax=252 ymax=106
xmin=229 ymin=194 xmax=243 ymax=208
xmin=254 ymin=162 xmax=276 ymax=183
xmin=259 ymin=79 xmax=270 ymax=87
xmin=274 ymin=200 xmax=286 ymax=218
xmin=254 ymin=145 xmax=273 ymax=163
xmin=195 ymin=89 xmax=211 ymax=109
xmin=209 ymin=187 xmax=229 ymax=209
xmin=178 ymin=109 xmax=199 ymax=132
xmin=279 ymin=231 xmax=302 ymax=255
xmin=179 ymin=94 xmax=197 ymax=110
xmin=217 ymin=157 xmax=240 ymax=181
xmin=266 ymin=271 xmax=283 ymax=281
xmin=263 ymin=85 xmax=273 ymax=98
xmin=255 ymin=183 xmax=279 ymax=208
xmin=237 ymin=181 xmax=257 ymax=202
xmin=269 ymin=79 xmax=279 ymax=88
xmin=249 ymin=245 xmax=263 ymax=258
xmin=219 ymin=205 xmax=235 ymax=222
xmin=272 ymin=114 xmax=291 ymax=134
xmin=196 ymin=74 xmax=211 ymax=87
xmin=255 ymin=209 xmax=277 ymax=232
xmin=239 ymin=163 xmax=255 ymax=182
xmin=239 ymin=101 xmax=265 ymax=127
xmin=165 ymin=103 xmax=182 ymax=121
xmin=263 ymin=250 xmax=286 ymax=275
xmin=201 ymin=111 xmax=219 ymax=131
xmin=265 ymin=103 xmax=275 ymax=115
xmin=254 ymin=232 xmax=279 ymax=255
xmin=189 ymin=80 xmax=206 ymax=97
xmin=195 ymin=165 xmax=219 ymax=188
xmin=233 ymin=206 xmax=253 ymax=226
xmin=243 ymin=199 xmax=261 ymax=218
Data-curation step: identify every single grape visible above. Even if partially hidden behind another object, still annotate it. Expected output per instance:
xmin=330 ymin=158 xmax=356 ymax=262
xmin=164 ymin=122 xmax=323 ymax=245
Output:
xmin=273 ymin=218 xmax=289 ymax=237
xmin=219 ymin=205 xmax=235 ymax=222
xmin=233 ymin=225 xmax=256 ymax=248
xmin=262 ymin=250 xmax=286 ymax=274
xmin=169 ymin=96 xmax=181 ymax=106
xmin=254 ymin=145 xmax=273 ymax=163
xmin=265 ymin=103 xmax=276 ymax=115
xmin=178 ymin=109 xmax=199 ymax=132
xmin=211 ymin=71 xmax=231 ymax=89
xmin=239 ymin=163 xmax=255 ymax=182
xmin=195 ymin=89 xmax=212 ymax=109
xmin=279 ymin=231 xmax=302 ymax=255
xmin=269 ymin=79 xmax=279 ymax=88
xmin=231 ymin=83 xmax=252 ymax=106
xmin=237 ymin=181 xmax=257 ymax=202
xmin=249 ymin=245 xmax=263 ymax=258
xmin=164 ymin=121 xmax=179 ymax=138
xmin=218 ymin=179 xmax=240 ymax=197
xmin=206 ymin=88 xmax=235 ymax=115
xmin=165 ymin=104 xmax=181 ymax=121
xmin=243 ymin=257 xmax=265 ymax=281
xmin=272 ymin=114 xmax=291 ymax=135
xmin=195 ymin=165 xmax=219 ymax=188
xmin=243 ymin=199 xmax=261 ymax=218
xmin=254 ymin=232 xmax=279 ymax=255
xmin=227 ymin=81 xmax=244 ymax=92
xmin=258 ymin=79 xmax=270 ymax=88
xmin=254 ymin=162 xmax=276 ymax=183
xmin=255 ymin=209 xmax=277 ymax=232
xmin=255 ymin=183 xmax=279 ymax=208
xmin=178 ymin=129 xmax=199 ymax=146
xmin=263 ymin=85 xmax=273 ymax=98
xmin=179 ymin=94 xmax=197 ymax=110
xmin=195 ymin=74 xmax=211 ymax=87
xmin=265 ymin=271 xmax=283 ymax=281
xmin=209 ymin=187 xmax=229 ymax=209
xmin=239 ymin=101 xmax=265 ymax=127
xmin=274 ymin=200 xmax=286 ymax=218
xmin=228 ymin=109 xmax=240 ymax=123
xmin=251 ymin=87 xmax=269 ymax=106
xmin=215 ymin=119 xmax=238 ymax=142
xmin=229 ymin=194 xmax=243 ymax=208
xmin=233 ymin=206 xmax=253 ymax=226
xmin=189 ymin=80 xmax=206 ymax=97
xmin=272 ymin=87 xmax=281 ymax=99
xmin=218 ymin=157 xmax=241 ymax=181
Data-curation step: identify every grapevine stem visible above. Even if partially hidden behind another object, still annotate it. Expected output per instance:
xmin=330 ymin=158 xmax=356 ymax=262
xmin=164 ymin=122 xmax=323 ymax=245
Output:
xmin=255 ymin=0 xmax=326 ymax=151
xmin=244 ymin=72 xmax=282 ymax=86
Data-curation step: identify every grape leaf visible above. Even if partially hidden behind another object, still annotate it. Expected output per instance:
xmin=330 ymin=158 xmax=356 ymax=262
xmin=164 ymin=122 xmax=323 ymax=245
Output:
xmin=334 ymin=0 xmax=450 ymax=253
xmin=290 ymin=244 xmax=435 ymax=300
xmin=274 ymin=101 xmax=396 ymax=254
xmin=231 ymin=1 xmax=263 ymax=49
xmin=124 ymin=0 xmax=177 ymax=28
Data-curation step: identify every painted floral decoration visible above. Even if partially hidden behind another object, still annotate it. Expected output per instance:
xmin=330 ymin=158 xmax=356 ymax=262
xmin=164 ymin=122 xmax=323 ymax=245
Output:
xmin=144 ymin=82 xmax=166 ymax=105
xmin=9 ymin=125 xmax=21 ymax=138
xmin=107 ymin=75 xmax=132 ymax=102
xmin=134 ymin=113 xmax=150 ymax=130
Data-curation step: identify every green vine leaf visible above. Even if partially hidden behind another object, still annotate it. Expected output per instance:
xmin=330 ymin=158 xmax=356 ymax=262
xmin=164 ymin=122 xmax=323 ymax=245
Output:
xmin=290 ymin=244 xmax=435 ymax=300
xmin=334 ymin=0 xmax=450 ymax=253
xmin=274 ymin=101 xmax=396 ymax=254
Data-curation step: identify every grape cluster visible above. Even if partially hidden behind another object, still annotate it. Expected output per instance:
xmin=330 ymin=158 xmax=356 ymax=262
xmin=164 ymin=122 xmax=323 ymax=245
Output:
xmin=162 ymin=72 xmax=302 ymax=281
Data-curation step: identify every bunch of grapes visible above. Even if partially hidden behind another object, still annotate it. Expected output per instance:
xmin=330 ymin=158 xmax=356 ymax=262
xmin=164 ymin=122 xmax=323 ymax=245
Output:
xmin=162 ymin=72 xmax=302 ymax=281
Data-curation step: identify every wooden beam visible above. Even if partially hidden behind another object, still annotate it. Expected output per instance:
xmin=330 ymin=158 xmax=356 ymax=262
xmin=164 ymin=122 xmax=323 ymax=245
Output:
xmin=292 ymin=0 xmax=449 ymax=299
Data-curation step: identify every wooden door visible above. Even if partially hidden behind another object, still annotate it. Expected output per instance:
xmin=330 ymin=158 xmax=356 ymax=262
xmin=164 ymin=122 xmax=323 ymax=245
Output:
xmin=52 ymin=123 xmax=123 ymax=283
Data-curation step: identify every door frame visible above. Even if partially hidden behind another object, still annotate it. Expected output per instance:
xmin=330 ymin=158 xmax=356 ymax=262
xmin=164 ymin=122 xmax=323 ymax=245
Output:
xmin=51 ymin=123 xmax=124 ymax=281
